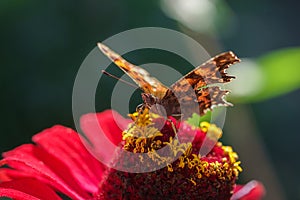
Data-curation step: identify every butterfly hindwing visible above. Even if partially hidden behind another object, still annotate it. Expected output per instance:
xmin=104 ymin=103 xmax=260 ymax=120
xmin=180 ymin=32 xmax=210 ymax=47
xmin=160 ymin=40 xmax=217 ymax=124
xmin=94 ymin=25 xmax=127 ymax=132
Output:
xmin=170 ymin=51 xmax=240 ymax=116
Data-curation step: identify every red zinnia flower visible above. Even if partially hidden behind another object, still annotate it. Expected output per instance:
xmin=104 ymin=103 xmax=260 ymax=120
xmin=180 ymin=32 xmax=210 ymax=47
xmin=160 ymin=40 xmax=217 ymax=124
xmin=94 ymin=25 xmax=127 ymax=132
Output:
xmin=0 ymin=110 xmax=264 ymax=199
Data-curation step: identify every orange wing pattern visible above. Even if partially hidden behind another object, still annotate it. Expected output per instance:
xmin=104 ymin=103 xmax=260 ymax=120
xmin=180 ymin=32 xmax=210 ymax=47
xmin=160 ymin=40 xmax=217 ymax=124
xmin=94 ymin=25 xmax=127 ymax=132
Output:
xmin=169 ymin=51 xmax=240 ymax=115
xmin=97 ymin=43 xmax=169 ymax=99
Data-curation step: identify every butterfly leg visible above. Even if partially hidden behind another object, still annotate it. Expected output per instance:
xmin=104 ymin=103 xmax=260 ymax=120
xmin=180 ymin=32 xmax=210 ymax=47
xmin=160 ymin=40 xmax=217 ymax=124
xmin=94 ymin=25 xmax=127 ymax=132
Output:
xmin=125 ymin=105 xmax=142 ymax=133
xmin=165 ymin=117 xmax=182 ymax=145
xmin=127 ymin=104 xmax=147 ymax=130
xmin=167 ymin=118 xmax=177 ymax=135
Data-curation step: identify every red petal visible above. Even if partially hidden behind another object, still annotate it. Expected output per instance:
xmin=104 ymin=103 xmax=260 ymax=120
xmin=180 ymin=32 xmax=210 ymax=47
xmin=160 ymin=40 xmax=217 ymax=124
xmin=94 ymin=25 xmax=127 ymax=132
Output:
xmin=0 ymin=110 xmax=129 ymax=199
xmin=80 ymin=110 xmax=131 ymax=164
xmin=0 ymin=168 xmax=30 ymax=182
xmin=32 ymin=125 xmax=105 ymax=194
xmin=0 ymin=188 xmax=40 ymax=200
xmin=1 ymin=143 xmax=90 ymax=200
xmin=0 ymin=179 xmax=61 ymax=200
xmin=231 ymin=181 xmax=265 ymax=200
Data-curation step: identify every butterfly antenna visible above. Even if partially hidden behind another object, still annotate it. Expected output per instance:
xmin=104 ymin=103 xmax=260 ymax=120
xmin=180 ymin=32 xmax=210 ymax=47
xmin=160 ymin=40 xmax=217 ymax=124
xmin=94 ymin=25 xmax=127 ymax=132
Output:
xmin=101 ymin=70 xmax=139 ymax=90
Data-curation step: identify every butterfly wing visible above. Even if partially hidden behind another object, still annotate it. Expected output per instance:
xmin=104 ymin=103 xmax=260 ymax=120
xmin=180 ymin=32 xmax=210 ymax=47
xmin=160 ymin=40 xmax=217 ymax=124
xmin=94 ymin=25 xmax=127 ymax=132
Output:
xmin=98 ymin=43 xmax=169 ymax=99
xmin=170 ymin=51 xmax=240 ymax=116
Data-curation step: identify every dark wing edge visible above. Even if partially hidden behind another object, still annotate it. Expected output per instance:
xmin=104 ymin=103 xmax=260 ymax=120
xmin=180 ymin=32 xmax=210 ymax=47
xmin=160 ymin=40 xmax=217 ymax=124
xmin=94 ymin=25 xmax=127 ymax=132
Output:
xmin=170 ymin=51 xmax=240 ymax=116
xmin=172 ymin=51 xmax=240 ymax=89
xmin=199 ymin=86 xmax=232 ymax=116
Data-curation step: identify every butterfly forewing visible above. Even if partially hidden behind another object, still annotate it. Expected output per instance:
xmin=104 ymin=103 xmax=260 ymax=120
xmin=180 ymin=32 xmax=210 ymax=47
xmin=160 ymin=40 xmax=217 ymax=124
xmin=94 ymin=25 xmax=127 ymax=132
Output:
xmin=97 ymin=43 xmax=169 ymax=99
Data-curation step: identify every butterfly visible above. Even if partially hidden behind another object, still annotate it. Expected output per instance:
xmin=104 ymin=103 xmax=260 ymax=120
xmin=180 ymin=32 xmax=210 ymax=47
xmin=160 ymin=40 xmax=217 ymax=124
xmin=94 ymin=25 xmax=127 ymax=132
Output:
xmin=98 ymin=43 xmax=240 ymax=120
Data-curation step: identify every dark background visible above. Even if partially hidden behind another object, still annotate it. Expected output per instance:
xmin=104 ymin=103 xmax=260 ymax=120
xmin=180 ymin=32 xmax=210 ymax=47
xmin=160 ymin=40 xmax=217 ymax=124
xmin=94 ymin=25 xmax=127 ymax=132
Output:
xmin=1 ymin=0 xmax=300 ymax=199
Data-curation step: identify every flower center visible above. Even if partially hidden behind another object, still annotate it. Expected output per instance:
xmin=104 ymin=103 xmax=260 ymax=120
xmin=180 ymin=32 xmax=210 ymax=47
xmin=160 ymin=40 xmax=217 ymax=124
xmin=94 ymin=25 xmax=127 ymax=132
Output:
xmin=98 ymin=109 xmax=243 ymax=199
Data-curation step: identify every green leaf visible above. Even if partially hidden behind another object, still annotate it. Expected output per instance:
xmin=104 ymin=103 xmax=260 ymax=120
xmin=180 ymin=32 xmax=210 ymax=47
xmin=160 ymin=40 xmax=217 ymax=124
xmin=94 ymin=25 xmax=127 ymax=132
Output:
xmin=186 ymin=112 xmax=211 ymax=127
xmin=257 ymin=47 xmax=300 ymax=100
xmin=230 ymin=47 xmax=300 ymax=103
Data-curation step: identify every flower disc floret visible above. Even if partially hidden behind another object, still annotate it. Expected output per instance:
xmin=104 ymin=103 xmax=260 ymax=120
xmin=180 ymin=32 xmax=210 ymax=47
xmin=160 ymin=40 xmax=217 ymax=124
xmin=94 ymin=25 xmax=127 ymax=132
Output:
xmin=98 ymin=109 xmax=242 ymax=200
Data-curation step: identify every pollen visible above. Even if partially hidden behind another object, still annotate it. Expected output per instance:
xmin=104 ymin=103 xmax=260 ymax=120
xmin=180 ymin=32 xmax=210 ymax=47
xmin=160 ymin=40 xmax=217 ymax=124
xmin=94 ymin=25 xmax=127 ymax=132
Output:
xmin=127 ymin=107 xmax=155 ymax=127
xmin=200 ymin=121 xmax=223 ymax=140
xmin=99 ymin=109 xmax=243 ymax=199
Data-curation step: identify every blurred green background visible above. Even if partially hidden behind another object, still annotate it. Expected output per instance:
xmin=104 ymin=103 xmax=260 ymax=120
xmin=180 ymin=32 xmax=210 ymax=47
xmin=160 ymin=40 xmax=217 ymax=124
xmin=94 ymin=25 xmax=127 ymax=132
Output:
xmin=1 ymin=0 xmax=300 ymax=199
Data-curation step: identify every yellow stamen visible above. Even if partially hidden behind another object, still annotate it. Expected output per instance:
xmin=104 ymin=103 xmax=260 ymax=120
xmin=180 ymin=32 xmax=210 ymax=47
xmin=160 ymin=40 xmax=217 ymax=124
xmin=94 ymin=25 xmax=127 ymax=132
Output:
xmin=123 ymin=109 xmax=242 ymax=186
